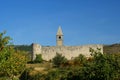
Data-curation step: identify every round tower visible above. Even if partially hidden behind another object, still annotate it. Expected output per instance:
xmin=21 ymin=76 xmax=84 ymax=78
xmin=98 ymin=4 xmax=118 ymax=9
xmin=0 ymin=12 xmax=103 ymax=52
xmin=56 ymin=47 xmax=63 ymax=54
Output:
xmin=31 ymin=43 xmax=41 ymax=61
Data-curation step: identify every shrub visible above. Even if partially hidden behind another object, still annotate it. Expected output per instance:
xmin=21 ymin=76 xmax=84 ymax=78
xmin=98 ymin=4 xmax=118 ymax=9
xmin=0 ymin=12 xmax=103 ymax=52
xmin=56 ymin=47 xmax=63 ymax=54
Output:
xmin=74 ymin=54 xmax=87 ymax=66
xmin=52 ymin=53 xmax=67 ymax=67
xmin=45 ymin=69 xmax=61 ymax=80
xmin=34 ymin=54 xmax=43 ymax=63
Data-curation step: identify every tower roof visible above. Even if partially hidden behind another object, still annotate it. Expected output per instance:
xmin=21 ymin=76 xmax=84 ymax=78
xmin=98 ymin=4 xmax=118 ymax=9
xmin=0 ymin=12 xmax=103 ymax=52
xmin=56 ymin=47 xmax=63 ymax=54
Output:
xmin=57 ymin=26 xmax=63 ymax=35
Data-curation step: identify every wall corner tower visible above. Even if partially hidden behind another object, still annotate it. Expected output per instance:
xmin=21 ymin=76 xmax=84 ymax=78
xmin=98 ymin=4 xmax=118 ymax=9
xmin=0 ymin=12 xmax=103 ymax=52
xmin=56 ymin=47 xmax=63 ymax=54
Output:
xmin=56 ymin=26 xmax=63 ymax=46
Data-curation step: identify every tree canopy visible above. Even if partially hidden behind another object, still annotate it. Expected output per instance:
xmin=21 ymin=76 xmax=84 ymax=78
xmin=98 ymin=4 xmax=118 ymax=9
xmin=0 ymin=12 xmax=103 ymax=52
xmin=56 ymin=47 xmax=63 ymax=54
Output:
xmin=0 ymin=31 xmax=27 ymax=79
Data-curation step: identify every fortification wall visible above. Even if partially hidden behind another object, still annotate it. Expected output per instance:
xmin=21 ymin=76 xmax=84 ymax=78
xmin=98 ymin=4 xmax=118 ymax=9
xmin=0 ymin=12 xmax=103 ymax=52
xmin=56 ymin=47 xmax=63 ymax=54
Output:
xmin=32 ymin=44 xmax=103 ymax=61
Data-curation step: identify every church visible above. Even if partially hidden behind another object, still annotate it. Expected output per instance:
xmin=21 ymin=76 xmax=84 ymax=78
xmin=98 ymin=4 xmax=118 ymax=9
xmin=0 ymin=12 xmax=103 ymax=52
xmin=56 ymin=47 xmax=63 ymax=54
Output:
xmin=32 ymin=27 xmax=103 ymax=61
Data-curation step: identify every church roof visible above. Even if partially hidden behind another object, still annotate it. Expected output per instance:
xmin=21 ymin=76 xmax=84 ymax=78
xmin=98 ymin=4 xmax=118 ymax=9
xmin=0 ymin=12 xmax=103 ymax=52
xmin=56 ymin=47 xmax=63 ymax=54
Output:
xmin=57 ymin=26 xmax=63 ymax=35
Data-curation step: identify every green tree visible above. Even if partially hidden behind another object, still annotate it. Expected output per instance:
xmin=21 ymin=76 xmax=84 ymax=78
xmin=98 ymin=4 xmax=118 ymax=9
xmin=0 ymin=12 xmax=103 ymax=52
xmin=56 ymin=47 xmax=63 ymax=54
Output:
xmin=62 ymin=48 xmax=120 ymax=80
xmin=34 ymin=54 xmax=43 ymax=63
xmin=82 ymin=48 xmax=120 ymax=80
xmin=0 ymin=31 xmax=27 ymax=79
xmin=0 ymin=31 xmax=10 ymax=51
xmin=52 ymin=53 xmax=67 ymax=67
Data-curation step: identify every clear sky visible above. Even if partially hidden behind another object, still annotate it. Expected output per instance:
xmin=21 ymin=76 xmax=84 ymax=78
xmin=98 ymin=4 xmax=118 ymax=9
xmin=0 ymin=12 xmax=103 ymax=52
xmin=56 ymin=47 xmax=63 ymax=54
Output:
xmin=0 ymin=0 xmax=120 ymax=46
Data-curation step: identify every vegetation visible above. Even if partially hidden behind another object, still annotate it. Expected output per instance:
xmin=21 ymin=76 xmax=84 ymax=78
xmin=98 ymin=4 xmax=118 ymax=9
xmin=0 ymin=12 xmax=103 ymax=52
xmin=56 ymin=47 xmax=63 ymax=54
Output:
xmin=52 ymin=53 xmax=67 ymax=67
xmin=0 ymin=31 xmax=27 ymax=79
xmin=104 ymin=43 xmax=120 ymax=54
xmin=21 ymin=48 xmax=120 ymax=80
xmin=14 ymin=45 xmax=32 ymax=52
xmin=34 ymin=54 xmax=43 ymax=63
xmin=0 ymin=31 xmax=120 ymax=80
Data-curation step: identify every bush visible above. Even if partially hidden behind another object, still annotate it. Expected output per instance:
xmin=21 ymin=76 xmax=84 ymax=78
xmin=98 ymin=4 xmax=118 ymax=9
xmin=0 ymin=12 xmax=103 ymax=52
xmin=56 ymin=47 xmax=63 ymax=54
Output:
xmin=52 ymin=53 xmax=67 ymax=67
xmin=34 ymin=54 xmax=43 ymax=63
xmin=59 ymin=49 xmax=120 ymax=80
xmin=74 ymin=54 xmax=87 ymax=66
xmin=82 ymin=48 xmax=120 ymax=80
xmin=45 ymin=69 xmax=61 ymax=80
xmin=19 ymin=68 xmax=30 ymax=80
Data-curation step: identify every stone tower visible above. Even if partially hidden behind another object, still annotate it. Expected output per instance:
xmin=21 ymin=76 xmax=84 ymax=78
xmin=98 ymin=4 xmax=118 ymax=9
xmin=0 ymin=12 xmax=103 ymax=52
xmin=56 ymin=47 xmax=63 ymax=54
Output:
xmin=56 ymin=26 xmax=63 ymax=46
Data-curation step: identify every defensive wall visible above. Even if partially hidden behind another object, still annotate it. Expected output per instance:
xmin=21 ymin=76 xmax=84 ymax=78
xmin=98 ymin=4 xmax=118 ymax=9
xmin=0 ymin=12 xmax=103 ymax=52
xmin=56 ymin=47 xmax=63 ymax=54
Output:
xmin=32 ymin=43 xmax=103 ymax=61
xmin=31 ymin=27 xmax=103 ymax=61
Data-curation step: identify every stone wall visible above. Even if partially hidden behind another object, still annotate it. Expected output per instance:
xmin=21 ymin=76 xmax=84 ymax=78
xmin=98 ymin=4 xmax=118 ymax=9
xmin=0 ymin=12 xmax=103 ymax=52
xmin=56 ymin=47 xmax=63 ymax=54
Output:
xmin=32 ymin=43 xmax=42 ymax=61
xmin=32 ymin=43 xmax=103 ymax=61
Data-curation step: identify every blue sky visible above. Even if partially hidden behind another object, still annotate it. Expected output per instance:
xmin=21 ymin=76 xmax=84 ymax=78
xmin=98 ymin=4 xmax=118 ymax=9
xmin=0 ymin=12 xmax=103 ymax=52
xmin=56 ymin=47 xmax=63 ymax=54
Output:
xmin=0 ymin=0 xmax=120 ymax=46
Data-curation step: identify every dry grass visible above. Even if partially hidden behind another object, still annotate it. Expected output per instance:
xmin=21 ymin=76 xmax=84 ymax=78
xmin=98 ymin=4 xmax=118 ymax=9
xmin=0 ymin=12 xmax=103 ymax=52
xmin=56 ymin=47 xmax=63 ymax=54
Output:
xmin=26 ymin=62 xmax=53 ymax=75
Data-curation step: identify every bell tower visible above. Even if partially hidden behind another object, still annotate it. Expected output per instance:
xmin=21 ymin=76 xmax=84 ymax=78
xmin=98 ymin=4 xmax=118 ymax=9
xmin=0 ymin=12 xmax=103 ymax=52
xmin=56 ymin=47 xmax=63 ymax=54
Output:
xmin=56 ymin=26 xmax=63 ymax=46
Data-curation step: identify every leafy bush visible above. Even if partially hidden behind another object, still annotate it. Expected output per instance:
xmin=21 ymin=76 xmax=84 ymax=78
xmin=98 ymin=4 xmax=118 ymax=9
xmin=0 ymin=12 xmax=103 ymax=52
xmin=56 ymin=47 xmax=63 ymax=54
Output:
xmin=34 ymin=54 xmax=43 ymax=63
xmin=45 ymin=69 xmax=61 ymax=80
xmin=74 ymin=54 xmax=87 ymax=66
xmin=80 ymin=48 xmax=120 ymax=80
xmin=52 ymin=53 xmax=67 ymax=67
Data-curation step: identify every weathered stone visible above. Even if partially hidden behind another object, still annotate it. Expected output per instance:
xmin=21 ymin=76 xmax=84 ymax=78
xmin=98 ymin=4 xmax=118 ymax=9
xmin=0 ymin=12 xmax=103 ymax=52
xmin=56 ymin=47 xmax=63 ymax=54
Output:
xmin=31 ymin=27 xmax=103 ymax=61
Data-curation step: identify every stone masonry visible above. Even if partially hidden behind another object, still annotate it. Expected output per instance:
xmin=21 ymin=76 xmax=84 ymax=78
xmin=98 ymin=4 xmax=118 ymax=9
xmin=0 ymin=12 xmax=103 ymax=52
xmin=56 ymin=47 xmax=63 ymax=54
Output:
xmin=32 ymin=26 xmax=103 ymax=61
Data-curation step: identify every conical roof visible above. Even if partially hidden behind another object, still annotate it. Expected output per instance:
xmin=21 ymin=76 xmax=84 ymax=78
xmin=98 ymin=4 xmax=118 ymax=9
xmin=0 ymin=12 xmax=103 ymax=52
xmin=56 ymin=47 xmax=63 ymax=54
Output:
xmin=57 ymin=26 xmax=63 ymax=35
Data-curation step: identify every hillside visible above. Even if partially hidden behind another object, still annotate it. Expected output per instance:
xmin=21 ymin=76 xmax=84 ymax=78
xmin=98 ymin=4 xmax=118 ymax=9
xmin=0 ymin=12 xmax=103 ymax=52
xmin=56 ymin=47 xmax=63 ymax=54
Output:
xmin=104 ymin=43 xmax=120 ymax=54
xmin=14 ymin=45 xmax=32 ymax=52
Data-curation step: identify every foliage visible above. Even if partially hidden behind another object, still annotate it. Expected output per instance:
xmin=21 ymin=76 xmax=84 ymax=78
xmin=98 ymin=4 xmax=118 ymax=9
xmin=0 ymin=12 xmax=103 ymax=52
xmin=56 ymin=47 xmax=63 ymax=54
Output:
xmin=20 ymin=68 xmax=33 ymax=80
xmin=45 ymin=69 xmax=61 ymax=80
xmin=0 ymin=31 xmax=27 ymax=79
xmin=20 ymin=67 xmax=46 ymax=80
xmin=52 ymin=53 xmax=67 ymax=67
xmin=34 ymin=54 xmax=43 ymax=63
xmin=14 ymin=45 xmax=32 ymax=52
xmin=1 ymin=30 xmax=119 ymax=79
xmin=0 ymin=31 xmax=11 ymax=51
xmin=74 ymin=54 xmax=87 ymax=66
xmin=60 ymin=48 xmax=120 ymax=80
xmin=20 ymin=48 xmax=120 ymax=80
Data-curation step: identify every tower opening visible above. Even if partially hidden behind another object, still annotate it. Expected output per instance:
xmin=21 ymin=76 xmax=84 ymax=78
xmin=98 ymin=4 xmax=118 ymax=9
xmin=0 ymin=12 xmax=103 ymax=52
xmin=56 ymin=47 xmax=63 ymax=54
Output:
xmin=59 ymin=36 xmax=61 ymax=39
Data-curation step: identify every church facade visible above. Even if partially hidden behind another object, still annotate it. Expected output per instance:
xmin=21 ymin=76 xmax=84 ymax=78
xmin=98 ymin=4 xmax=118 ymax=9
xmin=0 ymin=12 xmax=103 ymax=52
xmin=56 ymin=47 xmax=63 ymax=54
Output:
xmin=32 ymin=27 xmax=103 ymax=61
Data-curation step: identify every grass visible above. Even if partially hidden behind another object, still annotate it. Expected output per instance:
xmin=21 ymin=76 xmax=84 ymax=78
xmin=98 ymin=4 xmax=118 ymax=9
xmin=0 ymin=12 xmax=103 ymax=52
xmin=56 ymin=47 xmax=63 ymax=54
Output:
xmin=26 ymin=61 xmax=53 ymax=75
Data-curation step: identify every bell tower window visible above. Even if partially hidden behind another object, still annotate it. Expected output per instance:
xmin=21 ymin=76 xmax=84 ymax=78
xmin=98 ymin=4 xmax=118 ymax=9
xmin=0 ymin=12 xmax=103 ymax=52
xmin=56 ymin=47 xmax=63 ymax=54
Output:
xmin=59 ymin=36 xmax=61 ymax=39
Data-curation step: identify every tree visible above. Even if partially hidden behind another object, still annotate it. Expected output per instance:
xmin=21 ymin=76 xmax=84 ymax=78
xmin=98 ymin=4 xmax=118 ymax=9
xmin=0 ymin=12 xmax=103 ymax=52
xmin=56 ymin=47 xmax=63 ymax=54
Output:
xmin=0 ymin=31 xmax=10 ymax=51
xmin=52 ymin=53 xmax=67 ymax=67
xmin=63 ymin=48 xmax=120 ymax=80
xmin=0 ymin=31 xmax=27 ymax=79
xmin=83 ymin=48 xmax=120 ymax=80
